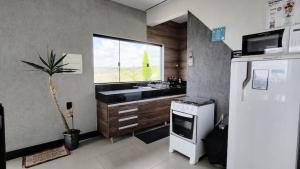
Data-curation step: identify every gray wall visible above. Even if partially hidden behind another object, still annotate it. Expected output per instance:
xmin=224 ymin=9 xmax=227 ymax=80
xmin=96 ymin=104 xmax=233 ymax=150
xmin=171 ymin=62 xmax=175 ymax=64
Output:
xmin=187 ymin=13 xmax=231 ymax=121
xmin=0 ymin=0 xmax=146 ymax=151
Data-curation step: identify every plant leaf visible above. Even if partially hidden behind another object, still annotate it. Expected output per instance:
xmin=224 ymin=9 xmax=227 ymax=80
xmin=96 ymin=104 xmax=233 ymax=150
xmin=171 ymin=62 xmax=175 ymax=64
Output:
xmin=53 ymin=68 xmax=77 ymax=74
xmin=53 ymin=54 xmax=67 ymax=68
xmin=47 ymin=49 xmax=51 ymax=68
xmin=51 ymin=50 xmax=56 ymax=69
xmin=63 ymin=68 xmax=77 ymax=71
xmin=52 ymin=64 xmax=70 ymax=72
xmin=38 ymin=53 xmax=50 ymax=69
xmin=21 ymin=48 xmax=77 ymax=77
xmin=54 ymin=63 xmax=69 ymax=69
xmin=48 ymin=50 xmax=55 ymax=69
xmin=21 ymin=60 xmax=49 ymax=74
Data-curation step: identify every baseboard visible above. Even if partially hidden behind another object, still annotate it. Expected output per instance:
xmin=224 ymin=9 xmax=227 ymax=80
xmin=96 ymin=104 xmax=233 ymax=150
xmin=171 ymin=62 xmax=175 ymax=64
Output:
xmin=79 ymin=131 xmax=100 ymax=141
xmin=6 ymin=131 xmax=101 ymax=160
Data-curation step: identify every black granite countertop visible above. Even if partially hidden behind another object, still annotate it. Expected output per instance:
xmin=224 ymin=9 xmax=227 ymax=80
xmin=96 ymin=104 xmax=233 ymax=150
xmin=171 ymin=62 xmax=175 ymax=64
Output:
xmin=95 ymin=83 xmax=186 ymax=104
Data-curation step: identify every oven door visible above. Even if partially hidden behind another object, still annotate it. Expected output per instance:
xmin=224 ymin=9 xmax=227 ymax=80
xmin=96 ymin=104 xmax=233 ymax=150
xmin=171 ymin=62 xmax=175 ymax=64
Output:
xmin=171 ymin=110 xmax=196 ymax=143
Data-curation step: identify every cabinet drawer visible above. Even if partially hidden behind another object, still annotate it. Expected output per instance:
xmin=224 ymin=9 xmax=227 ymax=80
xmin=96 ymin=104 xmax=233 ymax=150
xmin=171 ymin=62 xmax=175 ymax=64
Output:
xmin=118 ymin=123 xmax=138 ymax=130
xmin=98 ymin=95 xmax=184 ymax=138
xmin=118 ymin=115 xmax=138 ymax=127
xmin=118 ymin=123 xmax=139 ymax=136
xmin=107 ymin=115 xmax=138 ymax=137
xmin=109 ymin=104 xmax=139 ymax=119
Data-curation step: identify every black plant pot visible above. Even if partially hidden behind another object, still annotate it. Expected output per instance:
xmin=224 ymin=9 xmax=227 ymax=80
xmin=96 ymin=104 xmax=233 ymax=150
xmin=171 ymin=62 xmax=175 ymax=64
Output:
xmin=64 ymin=129 xmax=80 ymax=151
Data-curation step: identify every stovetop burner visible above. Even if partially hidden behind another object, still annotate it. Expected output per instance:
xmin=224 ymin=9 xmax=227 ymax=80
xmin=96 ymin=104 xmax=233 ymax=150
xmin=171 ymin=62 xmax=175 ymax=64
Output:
xmin=174 ymin=97 xmax=214 ymax=106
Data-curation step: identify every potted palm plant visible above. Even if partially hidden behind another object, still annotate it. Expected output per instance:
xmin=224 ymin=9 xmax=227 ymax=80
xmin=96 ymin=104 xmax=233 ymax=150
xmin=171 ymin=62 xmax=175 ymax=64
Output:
xmin=21 ymin=48 xmax=80 ymax=150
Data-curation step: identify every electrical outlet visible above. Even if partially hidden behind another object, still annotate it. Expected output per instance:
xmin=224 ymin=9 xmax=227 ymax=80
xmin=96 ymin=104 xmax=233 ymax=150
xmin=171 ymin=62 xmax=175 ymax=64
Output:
xmin=66 ymin=102 xmax=73 ymax=110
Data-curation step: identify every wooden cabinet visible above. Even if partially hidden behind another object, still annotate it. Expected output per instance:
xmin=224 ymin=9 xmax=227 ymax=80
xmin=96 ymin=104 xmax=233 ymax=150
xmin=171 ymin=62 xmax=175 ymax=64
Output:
xmin=97 ymin=95 xmax=184 ymax=138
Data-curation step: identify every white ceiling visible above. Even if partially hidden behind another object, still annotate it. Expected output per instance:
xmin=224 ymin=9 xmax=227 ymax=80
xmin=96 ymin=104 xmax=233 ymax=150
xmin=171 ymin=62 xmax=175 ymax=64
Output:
xmin=111 ymin=0 xmax=167 ymax=11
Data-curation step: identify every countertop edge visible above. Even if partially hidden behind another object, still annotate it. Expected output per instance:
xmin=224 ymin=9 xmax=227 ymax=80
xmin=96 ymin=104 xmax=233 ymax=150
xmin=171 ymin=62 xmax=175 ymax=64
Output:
xmin=106 ymin=94 xmax=186 ymax=107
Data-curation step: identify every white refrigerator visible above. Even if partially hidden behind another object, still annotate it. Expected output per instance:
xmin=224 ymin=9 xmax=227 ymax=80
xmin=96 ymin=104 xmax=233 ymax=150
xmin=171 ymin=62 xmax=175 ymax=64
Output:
xmin=227 ymin=54 xmax=300 ymax=169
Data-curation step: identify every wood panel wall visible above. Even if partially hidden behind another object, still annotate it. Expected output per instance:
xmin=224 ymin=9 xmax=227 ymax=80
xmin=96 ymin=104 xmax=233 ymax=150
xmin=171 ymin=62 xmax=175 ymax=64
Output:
xmin=147 ymin=21 xmax=187 ymax=80
xmin=178 ymin=23 xmax=187 ymax=80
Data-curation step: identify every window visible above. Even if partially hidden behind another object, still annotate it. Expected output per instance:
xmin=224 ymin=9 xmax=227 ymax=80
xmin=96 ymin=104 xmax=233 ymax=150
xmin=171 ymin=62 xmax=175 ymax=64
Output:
xmin=93 ymin=35 xmax=163 ymax=83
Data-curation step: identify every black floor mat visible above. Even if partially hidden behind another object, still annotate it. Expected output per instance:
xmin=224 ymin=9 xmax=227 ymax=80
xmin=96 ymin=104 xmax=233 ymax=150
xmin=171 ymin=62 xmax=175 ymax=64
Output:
xmin=135 ymin=126 xmax=169 ymax=144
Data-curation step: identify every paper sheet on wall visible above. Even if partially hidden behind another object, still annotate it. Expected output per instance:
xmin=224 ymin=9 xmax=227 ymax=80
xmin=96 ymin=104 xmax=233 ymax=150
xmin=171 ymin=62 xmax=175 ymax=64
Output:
xmin=63 ymin=54 xmax=83 ymax=74
xmin=252 ymin=69 xmax=269 ymax=90
xmin=295 ymin=1 xmax=300 ymax=24
xmin=289 ymin=25 xmax=300 ymax=52
xmin=266 ymin=0 xmax=300 ymax=29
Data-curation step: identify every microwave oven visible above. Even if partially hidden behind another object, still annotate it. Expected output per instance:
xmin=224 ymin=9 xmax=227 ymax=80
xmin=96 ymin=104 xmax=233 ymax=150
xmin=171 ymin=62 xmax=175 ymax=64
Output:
xmin=242 ymin=28 xmax=290 ymax=56
xmin=289 ymin=25 xmax=300 ymax=53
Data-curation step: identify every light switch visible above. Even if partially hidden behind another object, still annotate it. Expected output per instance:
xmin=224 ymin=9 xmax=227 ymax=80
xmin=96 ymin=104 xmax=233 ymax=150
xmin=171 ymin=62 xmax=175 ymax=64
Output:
xmin=188 ymin=51 xmax=193 ymax=66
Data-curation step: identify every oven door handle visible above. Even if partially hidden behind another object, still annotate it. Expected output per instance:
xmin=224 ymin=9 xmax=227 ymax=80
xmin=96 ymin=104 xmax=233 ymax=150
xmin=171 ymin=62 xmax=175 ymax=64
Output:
xmin=172 ymin=111 xmax=194 ymax=118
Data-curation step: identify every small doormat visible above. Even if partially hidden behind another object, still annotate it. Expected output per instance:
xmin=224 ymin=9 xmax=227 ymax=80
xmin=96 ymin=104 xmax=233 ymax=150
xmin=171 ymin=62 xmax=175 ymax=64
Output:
xmin=22 ymin=145 xmax=70 ymax=168
xmin=136 ymin=126 xmax=169 ymax=144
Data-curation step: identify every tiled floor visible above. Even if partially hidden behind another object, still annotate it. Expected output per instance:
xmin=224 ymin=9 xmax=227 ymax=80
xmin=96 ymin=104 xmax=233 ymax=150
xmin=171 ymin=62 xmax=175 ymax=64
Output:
xmin=7 ymin=136 xmax=220 ymax=169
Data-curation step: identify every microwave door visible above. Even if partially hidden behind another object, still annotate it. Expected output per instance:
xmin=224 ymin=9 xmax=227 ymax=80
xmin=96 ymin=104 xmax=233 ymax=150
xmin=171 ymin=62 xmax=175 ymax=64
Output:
xmin=242 ymin=29 xmax=284 ymax=56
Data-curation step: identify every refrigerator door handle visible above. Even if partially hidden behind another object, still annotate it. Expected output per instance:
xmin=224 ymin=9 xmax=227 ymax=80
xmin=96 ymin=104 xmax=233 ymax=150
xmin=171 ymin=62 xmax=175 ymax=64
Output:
xmin=242 ymin=61 xmax=252 ymax=101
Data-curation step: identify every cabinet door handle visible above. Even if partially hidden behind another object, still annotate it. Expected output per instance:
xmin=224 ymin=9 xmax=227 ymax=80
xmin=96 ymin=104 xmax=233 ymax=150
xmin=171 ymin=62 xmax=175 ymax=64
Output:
xmin=118 ymin=108 xmax=138 ymax=114
xmin=119 ymin=123 xmax=138 ymax=130
xmin=172 ymin=111 xmax=194 ymax=118
xmin=119 ymin=116 xmax=138 ymax=122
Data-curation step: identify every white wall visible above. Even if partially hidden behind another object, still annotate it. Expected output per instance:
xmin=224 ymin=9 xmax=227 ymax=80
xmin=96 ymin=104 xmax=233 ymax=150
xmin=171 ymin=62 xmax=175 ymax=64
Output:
xmin=0 ymin=0 xmax=146 ymax=152
xmin=147 ymin=0 xmax=266 ymax=50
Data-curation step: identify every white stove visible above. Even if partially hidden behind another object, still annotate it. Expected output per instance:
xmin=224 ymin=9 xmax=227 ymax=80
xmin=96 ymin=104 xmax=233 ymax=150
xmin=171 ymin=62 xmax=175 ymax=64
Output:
xmin=169 ymin=97 xmax=215 ymax=165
